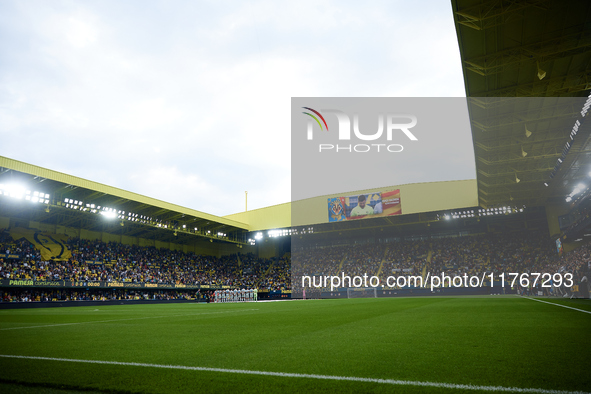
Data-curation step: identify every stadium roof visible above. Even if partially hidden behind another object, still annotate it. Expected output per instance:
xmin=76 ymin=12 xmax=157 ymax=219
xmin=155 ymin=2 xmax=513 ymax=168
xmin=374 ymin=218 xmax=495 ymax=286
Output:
xmin=452 ymin=0 xmax=591 ymax=208
xmin=0 ymin=156 xmax=251 ymax=246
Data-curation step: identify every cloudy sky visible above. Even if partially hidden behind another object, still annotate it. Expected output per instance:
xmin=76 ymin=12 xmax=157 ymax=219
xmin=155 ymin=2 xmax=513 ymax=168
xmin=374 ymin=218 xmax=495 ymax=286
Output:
xmin=0 ymin=0 xmax=469 ymax=216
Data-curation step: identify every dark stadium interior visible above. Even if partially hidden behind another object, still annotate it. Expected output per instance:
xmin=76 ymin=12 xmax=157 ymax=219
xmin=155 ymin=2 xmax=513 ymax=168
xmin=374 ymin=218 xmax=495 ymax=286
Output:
xmin=454 ymin=0 xmax=591 ymax=208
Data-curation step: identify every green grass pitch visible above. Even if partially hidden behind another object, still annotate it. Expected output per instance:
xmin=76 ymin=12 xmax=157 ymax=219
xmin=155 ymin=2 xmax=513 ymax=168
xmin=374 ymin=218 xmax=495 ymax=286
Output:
xmin=0 ymin=296 xmax=589 ymax=393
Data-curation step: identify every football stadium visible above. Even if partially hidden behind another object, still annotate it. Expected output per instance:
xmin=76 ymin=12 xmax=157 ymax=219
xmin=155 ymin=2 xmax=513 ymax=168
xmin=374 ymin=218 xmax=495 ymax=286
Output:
xmin=1 ymin=1 xmax=591 ymax=393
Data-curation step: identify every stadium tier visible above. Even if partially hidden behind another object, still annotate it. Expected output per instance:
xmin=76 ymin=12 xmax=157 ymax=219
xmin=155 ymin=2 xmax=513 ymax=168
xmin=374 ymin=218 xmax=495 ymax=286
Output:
xmin=1 ymin=225 xmax=590 ymax=302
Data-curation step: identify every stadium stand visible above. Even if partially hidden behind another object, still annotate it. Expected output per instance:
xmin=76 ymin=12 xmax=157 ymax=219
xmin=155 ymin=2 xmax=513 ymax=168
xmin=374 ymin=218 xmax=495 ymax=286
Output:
xmin=0 ymin=229 xmax=290 ymax=302
xmin=2 ymin=0 xmax=591 ymax=304
xmin=2 ymin=216 xmax=591 ymax=303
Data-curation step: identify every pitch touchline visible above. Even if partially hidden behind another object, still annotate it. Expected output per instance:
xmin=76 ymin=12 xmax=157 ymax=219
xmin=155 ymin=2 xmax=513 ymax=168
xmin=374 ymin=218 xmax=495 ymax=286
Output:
xmin=0 ymin=355 xmax=587 ymax=394
xmin=0 ymin=309 xmax=259 ymax=331
xmin=521 ymin=297 xmax=591 ymax=315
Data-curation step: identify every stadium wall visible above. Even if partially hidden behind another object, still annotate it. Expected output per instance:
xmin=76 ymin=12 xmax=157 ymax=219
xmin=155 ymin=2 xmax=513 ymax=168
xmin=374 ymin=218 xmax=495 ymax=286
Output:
xmin=224 ymin=180 xmax=478 ymax=230
xmin=224 ymin=202 xmax=291 ymax=231
xmin=292 ymin=179 xmax=478 ymax=226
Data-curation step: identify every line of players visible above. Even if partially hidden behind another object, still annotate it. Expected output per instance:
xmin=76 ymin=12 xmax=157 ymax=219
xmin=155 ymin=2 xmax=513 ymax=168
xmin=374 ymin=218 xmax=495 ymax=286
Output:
xmin=213 ymin=288 xmax=258 ymax=303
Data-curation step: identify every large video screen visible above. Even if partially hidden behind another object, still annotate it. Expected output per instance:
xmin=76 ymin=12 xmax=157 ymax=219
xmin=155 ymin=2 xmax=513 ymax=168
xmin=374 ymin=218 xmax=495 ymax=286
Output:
xmin=328 ymin=190 xmax=401 ymax=222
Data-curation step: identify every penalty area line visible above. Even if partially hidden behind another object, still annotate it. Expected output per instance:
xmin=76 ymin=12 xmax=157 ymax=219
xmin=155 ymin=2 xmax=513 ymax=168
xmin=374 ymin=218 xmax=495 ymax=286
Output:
xmin=520 ymin=296 xmax=591 ymax=315
xmin=0 ymin=355 xmax=588 ymax=394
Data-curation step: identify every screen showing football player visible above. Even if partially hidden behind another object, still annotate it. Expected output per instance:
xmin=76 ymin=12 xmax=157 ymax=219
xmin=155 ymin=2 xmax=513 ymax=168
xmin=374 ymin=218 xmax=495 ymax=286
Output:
xmin=350 ymin=194 xmax=374 ymax=217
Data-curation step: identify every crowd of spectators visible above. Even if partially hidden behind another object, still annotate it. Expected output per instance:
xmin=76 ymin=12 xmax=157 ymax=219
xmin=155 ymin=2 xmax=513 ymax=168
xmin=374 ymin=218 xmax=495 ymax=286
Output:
xmin=0 ymin=230 xmax=290 ymax=303
xmin=379 ymin=240 xmax=428 ymax=283
xmin=292 ymin=230 xmax=590 ymax=297
xmin=1 ymin=227 xmax=591 ymax=302
xmin=1 ymin=288 xmax=200 ymax=303
xmin=257 ymin=256 xmax=290 ymax=291
xmin=0 ymin=231 xmax=285 ymax=289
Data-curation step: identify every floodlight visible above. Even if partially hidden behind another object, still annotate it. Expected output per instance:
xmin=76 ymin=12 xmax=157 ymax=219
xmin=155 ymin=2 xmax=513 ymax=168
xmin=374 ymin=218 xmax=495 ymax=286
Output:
xmin=100 ymin=211 xmax=117 ymax=219
xmin=4 ymin=184 xmax=26 ymax=199
xmin=536 ymin=61 xmax=546 ymax=80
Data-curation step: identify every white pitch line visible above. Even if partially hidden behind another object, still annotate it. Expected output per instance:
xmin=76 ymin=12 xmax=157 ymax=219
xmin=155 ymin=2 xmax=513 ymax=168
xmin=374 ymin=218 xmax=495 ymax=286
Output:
xmin=0 ymin=309 xmax=259 ymax=331
xmin=0 ymin=355 xmax=587 ymax=394
xmin=521 ymin=297 xmax=591 ymax=315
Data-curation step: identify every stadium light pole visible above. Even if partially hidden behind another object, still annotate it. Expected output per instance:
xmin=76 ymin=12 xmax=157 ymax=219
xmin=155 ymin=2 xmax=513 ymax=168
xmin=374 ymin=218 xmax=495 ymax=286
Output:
xmin=245 ymin=191 xmax=248 ymax=211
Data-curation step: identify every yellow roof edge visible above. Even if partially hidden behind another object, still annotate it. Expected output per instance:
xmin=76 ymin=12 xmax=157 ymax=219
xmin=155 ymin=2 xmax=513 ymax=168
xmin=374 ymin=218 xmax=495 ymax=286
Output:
xmin=0 ymin=156 xmax=250 ymax=230
xmin=223 ymin=201 xmax=292 ymax=218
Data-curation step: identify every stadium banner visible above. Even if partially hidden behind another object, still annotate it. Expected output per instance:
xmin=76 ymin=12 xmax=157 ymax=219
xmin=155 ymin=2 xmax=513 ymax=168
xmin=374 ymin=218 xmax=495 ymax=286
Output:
xmin=3 ymin=279 xmax=64 ymax=287
xmin=0 ymin=254 xmax=21 ymax=259
xmin=328 ymin=189 xmax=401 ymax=222
xmin=0 ymin=279 xmax=216 ymax=290
xmin=9 ymin=228 xmax=72 ymax=261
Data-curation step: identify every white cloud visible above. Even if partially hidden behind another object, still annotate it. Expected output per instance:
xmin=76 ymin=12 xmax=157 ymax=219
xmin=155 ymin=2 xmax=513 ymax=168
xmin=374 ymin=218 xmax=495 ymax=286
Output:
xmin=111 ymin=99 xmax=184 ymax=132
xmin=65 ymin=16 xmax=99 ymax=48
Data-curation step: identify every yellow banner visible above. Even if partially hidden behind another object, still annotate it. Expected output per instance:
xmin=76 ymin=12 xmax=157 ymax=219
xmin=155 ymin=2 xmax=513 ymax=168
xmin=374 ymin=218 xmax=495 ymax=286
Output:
xmin=10 ymin=228 xmax=72 ymax=261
